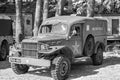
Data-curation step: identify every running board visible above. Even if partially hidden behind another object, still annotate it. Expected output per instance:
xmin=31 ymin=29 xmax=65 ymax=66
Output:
xmin=73 ymin=57 xmax=90 ymax=63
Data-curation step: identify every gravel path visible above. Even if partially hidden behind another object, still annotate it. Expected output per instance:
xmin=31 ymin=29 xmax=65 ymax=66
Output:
xmin=1 ymin=52 xmax=120 ymax=80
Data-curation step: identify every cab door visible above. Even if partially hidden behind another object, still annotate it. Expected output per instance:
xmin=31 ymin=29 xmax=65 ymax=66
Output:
xmin=68 ymin=23 xmax=83 ymax=57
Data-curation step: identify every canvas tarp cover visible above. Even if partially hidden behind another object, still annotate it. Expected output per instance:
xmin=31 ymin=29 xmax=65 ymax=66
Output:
xmin=0 ymin=19 xmax=13 ymax=36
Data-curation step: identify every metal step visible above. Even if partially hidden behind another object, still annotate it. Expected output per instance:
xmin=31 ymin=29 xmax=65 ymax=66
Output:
xmin=73 ymin=57 xmax=90 ymax=63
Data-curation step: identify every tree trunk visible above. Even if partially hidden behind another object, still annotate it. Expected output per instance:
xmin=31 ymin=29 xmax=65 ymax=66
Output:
xmin=87 ymin=0 xmax=95 ymax=17
xmin=98 ymin=0 xmax=105 ymax=14
xmin=43 ymin=0 xmax=48 ymax=21
xmin=55 ymin=0 xmax=64 ymax=16
xmin=68 ymin=0 xmax=73 ymax=14
xmin=33 ymin=0 xmax=43 ymax=37
xmin=15 ymin=0 xmax=24 ymax=44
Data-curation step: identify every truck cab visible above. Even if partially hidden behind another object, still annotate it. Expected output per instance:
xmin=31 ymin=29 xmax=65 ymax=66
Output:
xmin=9 ymin=16 xmax=107 ymax=80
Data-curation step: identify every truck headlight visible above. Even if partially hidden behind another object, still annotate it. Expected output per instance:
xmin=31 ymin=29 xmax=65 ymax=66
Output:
xmin=41 ymin=44 xmax=49 ymax=50
xmin=9 ymin=45 xmax=21 ymax=57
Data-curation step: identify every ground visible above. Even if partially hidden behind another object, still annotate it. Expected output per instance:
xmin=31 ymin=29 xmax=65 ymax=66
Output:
xmin=1 ymin=52 xmax=120 ymax=80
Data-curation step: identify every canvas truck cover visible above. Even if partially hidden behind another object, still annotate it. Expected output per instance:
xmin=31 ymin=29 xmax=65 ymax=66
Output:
xmin=0 ymin=15 xmax=13 ymax=36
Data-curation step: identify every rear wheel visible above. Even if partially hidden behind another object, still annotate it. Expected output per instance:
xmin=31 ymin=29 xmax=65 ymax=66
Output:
xmin=0 ymin=42 xmax=9 ymax=61
xmin=84 ymin=37 xmax=95 ymax=56
xmin=11 ymin=63 xmax=29 ymax=74
xmin=91 ymin=45 xmax=103 ymax=65
xmin=51 ymin=56 xmax=71 ymax=80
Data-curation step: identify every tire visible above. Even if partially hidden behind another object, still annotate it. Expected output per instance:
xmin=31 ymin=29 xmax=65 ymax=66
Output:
xmin=105 ymin=45 xmax=114 ymax=52
xmin=0 ymin=42 xmax=9 ymax=61
xmin=51 ymin=56 xmax=71 ymax=80
xmin=91 ymin=45 xmax=103 ymax=65
xmin=11 ymin=63 xmax=29 ymax=74
xmin=84 ymin=37 xmax=95 ymax=56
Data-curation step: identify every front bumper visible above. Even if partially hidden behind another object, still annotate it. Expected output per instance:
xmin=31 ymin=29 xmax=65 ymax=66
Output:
xmin=9 ymin=57 xmax=51 ymax=67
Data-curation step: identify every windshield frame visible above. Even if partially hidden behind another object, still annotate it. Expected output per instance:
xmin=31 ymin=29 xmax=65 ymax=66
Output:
xmin=38 ymin=22 xmax=68 ymax=36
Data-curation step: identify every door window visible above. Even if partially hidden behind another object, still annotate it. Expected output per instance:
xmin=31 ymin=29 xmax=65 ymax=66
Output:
xmin=71 ymin=24 xmax=81 ymax=36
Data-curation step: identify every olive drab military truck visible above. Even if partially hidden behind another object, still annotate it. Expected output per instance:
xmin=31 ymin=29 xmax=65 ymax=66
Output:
xmin=0 ymin=15 xmax=13 ymax=61
xmin=9 ymin=16 xmax=107 ymax=80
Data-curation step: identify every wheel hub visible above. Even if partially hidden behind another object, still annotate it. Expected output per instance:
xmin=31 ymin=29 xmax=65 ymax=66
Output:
xmin=60 ymin=61 xmax=68 ymax=76
xmin=19 ymin=64 xmax=27 ymax=70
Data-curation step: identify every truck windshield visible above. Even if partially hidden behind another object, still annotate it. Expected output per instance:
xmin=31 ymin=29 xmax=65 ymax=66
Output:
xmin=39 ymin=23 xmax=67 ymax=35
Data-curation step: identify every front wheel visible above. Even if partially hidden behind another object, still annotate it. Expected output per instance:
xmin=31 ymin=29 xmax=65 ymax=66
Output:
xmin=51 ymin=56 xmax=71 ymax=80
xmin=11 ymin=63 xmax=29 ymax=74
xmin=91 ymin=45 xmax=103 ymax=65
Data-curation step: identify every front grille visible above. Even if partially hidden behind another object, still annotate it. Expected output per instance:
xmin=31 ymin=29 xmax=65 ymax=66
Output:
xmin=22 ymin=42 xmax=38 ymax=58
xmin=23 ymin=50 xmax=37 ymax=58
xmin=22 ymin=43 xmax=37 ymax=50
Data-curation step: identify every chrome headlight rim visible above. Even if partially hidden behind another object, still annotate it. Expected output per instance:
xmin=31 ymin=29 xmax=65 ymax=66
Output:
xmin=41 ymin=44 xmax=50 ymax=50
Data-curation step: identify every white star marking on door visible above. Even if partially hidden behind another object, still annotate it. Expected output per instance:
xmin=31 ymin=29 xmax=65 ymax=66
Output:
xmin=72 ymin=41 xmax=79 ymax=53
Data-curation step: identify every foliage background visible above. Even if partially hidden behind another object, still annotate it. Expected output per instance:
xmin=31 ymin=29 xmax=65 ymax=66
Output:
xmin=1 ymin=0 xmax=120 ymax=16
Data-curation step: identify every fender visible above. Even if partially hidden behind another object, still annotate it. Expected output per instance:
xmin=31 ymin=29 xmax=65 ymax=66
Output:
xmin=39 ymin=46 xmax=65 ymax=54
xmin=39 ymin=46 xmax=73 ymax=61
xmin=94 ymin=42 xmax=105 ymax=54
xmin=59 ymin=46 xmax=73 ymax=61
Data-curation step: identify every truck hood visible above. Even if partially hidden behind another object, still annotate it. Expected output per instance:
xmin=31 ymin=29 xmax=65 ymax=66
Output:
xmin=22 ymin=35 xmax=67 ymax=43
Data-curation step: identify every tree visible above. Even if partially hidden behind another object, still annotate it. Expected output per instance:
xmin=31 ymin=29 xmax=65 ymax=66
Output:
xmin=87 ymin=0 xmax=95 ymax=17
xmin=55 ymin=0 xmax=65 ymax=16
xmin=68 ymin=0 xmax=73 ymax=13
xmin=43 ymin=0 xmax=48 ymax=21
xmin=15 ymin=0 xmax=24 ymax=43
xmin=33 ymin=0 xmax=43 ymax=36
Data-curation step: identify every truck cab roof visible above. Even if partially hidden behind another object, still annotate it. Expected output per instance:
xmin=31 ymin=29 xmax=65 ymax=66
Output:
xmin=42 ymin=16 xmax=107 ymax=26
